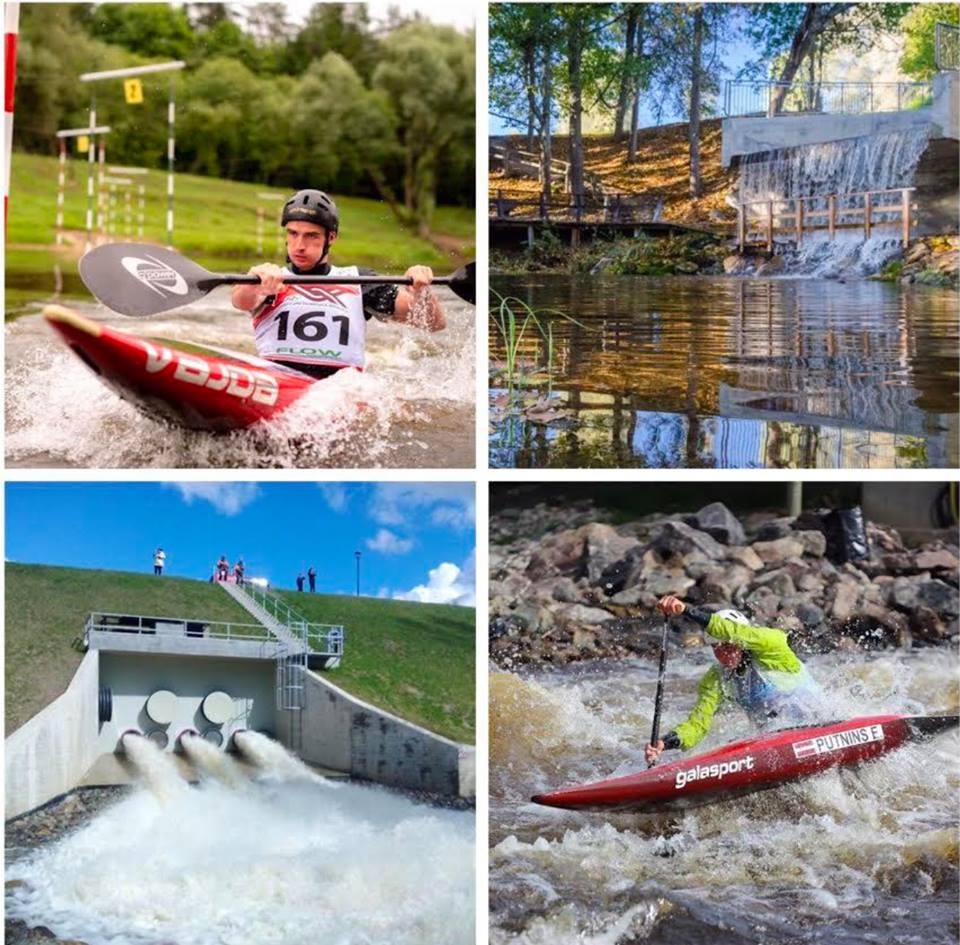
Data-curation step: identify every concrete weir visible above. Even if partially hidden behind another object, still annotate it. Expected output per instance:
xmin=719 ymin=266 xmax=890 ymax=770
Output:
xmin=5 ymin=599 xmax=474 ymax=819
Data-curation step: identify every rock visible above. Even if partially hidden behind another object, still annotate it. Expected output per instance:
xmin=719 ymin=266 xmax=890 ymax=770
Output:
xmin=754 ymin=518 xmax=794 ymax=541
xmin=756 ymin=255 xmax=785 ymax=275
xmin=554 ymin=604 xmax=614 ymax=628
xmin=698 ymin=564 xmax=755 ymax=602
xmin=915 ymin=580 xmax=960 ymax=617
xmin=651 ymin=521 xmax=726 ymax=562
xmin=831 ymin=581 xmax=861 ymax=621
xmin=904 ymin=241 xmax=929 ymax=265
xmin=582 ymin=523 xmax=641 ymax=584
xmin=795 ymin=601 xmax=826 ymax=629
xmin=888 ymin=577 xmax=921 ymax=611
xmin=795 ymin=571 xmax=824 ymax=595
xmin=642 ymin=569 xmax=695 ymax=598
xmin=524 ymin=530 xmax=586 ymax=580
xmin=572 ymin=628 xmax=598 ymax=650
xmin=551 ymin=577 xmax=583 ymax=604
xmin=750 ymin=567 xmax=797 ymax=598
xmin=608 ymin=586 xmax=655 ymax=608
xmin=690 ymin=502 xmax=746 ymax=546
xmin=743 ymin=587 xmax=779 ymax=621
xmin=910 ymin=605 xmax=949 ymax=642
xmin=752 ymin=537 xmax=804 ymax=565
xmin=794 ymin=530 xmax=827 ymax=557
xmin=914 ymin=548 xmax=960 ymax=573
xmin=723 ymin=254 xmax=745 ymax=274
xmin=726 ymin=546 xmax=764 ymax=571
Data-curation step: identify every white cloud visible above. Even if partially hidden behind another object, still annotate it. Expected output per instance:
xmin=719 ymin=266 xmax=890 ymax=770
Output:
xmin=318 ymin=483 xmax=350 ymax=512
xmin=394 ymin=558 xmax=475 ymax=607
xmin=164 ymin=483 xmax=259 ymax=516
xmin=370 ymin=483 xmax=475 ymax=530
xmin=366 ymin=529 xmax=414 ymax=555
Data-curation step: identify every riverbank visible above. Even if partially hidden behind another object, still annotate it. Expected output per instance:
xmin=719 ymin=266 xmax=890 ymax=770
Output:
xmin=490 ymin=499 xmax=959 ymax=669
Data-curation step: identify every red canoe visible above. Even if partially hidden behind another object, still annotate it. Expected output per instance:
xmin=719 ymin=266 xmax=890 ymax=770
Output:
xmin=532 ymin=714 xmax=958 ymax=813
xmin=44 ymin=305 xmax=317 ymax=432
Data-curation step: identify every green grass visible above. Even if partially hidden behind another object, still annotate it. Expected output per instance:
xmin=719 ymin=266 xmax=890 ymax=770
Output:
xmin=275 ymin=590 xmax=475 ymax=743
xmin=5 ymin=564 xmax=476 ymax=744
xmin=6 ymin=152 xmax=475 ymax=310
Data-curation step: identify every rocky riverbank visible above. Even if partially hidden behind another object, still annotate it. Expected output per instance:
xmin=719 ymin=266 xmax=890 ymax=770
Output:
xmin=490 ymin=501 xmax=959 ymax=669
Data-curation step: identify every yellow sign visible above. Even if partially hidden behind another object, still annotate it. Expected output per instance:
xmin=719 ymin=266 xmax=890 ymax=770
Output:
xmin=76 ymin=135 xmax=90 ymax=154
xmin=124 ymin=78 xmax=144 ymax=105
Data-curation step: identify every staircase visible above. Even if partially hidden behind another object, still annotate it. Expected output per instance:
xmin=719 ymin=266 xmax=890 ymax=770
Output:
xmin=219 ymin=581 xmax=344 ymax=751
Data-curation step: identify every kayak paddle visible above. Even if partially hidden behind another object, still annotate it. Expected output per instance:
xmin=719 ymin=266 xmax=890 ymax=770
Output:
xmin=647 ymin=618 xmax=669 ymax=769
xmin=78 ymin=242 xmax=476 ymax=316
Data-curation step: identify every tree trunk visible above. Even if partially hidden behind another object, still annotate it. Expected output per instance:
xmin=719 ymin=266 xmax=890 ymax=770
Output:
xmin=523 ymin=38 xmax=538 ymax=148
xmin=688 ymin=5 xmax=704 ymax=199
xmin=540 ymin=33 xmax=553 ymax=197
xmin=614 ymin=7 xmax=640 ymax=141
xmin=567 ymin=17 xmax=585 ymax=205
xmin=769 ymin=3 xmax=848 ymax=115
xmin=627 ymin=6 xmax=646 ymax=163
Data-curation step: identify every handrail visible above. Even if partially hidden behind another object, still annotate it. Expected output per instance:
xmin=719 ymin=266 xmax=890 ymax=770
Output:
xmin=736 ymin=187 xmax=916 ymax=251
xmin=490 ymin=188 xmax=665 ymax=224
xmin=84 ymin=612 xmax=273 ymax=643
xmin=723 ymin=79 xmax=932 ymax=117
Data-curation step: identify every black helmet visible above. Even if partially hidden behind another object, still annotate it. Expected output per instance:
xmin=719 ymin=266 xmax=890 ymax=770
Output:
xmin=281 ymin=189 xmax=339 ymax=232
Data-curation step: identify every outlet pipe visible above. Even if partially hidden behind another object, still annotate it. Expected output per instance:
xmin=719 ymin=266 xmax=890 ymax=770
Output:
xmin=117 ymin=728 xmax=143 ymax=753
xmin=174 ymin=728 xmax=200 ymax=752
xmin=145 ymin=689 xmax=177 ymax=725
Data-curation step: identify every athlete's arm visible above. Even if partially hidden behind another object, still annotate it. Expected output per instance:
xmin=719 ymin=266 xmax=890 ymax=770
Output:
xmin=232 ymin=263 xmax=284 ymax=312
xmin=393 ymin=265 xmax=445 ymax=331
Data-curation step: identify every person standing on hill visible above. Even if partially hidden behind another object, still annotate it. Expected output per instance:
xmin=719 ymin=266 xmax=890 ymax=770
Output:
xmin=216 ymin=556 xmax=229 ymax=582
xmin=296 ymin=572 xmax=305 ymax=592
xmin=234 ymin=558 xmax=245 ymax=586
xmin=308 ymin=566 xmax=317 ymax=592
xmin=153 ymin=547 xmax=166 ymax=576
xmin=231 ymin=189 xmax=445 ymax=379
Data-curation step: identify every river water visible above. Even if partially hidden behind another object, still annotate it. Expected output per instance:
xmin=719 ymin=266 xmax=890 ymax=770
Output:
xmin=489 ymin=276 xmax=958 ymax=469
xmin=6 ymin=287 xmax=475 ymax=468
xmin=489 ymin=649 xmax=959 ymax=945
xmin=7 ymin=776 xmax=474 ymax=945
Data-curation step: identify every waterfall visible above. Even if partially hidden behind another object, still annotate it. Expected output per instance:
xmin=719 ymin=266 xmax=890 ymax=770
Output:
xmin=233 ymin=729 xmax=331 ymax=784
xmin=121 ymin=733 xmax=188 ymax=801
xmin=180 ymin=733 xmax=246 ymax=788
xmin=737 ymin=126 xmax=933 ymax=276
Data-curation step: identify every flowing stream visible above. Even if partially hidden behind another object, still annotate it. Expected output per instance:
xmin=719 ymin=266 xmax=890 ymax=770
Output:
xmin=5 ymin=286 xmax=475 ymax=468
xmin=489 ymin=649 xmax=959 ymax=945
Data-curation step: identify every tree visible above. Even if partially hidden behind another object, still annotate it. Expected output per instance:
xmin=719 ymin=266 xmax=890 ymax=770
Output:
xmin=87 ymin=4 xmax=196 ymax=61
xmin=372 ymin=23 xmax=474 ymax=235
xmin=900 ymin=3 xmax=960 ymax=78
xmin=688 ymin=4 xmax=704 ymax=198
xmin=283 ymin=4 xmax=377 ymax=81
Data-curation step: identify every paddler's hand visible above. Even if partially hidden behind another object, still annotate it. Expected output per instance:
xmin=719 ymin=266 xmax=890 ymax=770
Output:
xmin=405 ymin=264 xmax=434 ymax=292
xmin=250 ymin=263 xmax=284 ymax=298
xmin=645 ymin=740 xmax=665 ymax=764
xmin=658 ymin=595 xmax=686 ymax=617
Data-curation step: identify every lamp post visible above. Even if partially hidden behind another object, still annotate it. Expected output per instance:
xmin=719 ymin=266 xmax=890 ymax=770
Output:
xmin=354 ymin=551 xmax=361 ymax=596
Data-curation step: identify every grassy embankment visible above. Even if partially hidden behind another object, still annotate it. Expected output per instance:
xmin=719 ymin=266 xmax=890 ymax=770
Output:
xmin=490 ymin=119 xmax=737 ymax=275
xmin=6 ymin=151 xmax=475 ymax=314
xmin=6 ymin=564 xmax=475 ymax=744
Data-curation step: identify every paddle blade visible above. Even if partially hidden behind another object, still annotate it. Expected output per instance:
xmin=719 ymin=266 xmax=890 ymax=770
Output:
xmin=445 ymin=261 xmax=475 ymax=305
xmin=78 ymin=243 xmax=217 ymax=316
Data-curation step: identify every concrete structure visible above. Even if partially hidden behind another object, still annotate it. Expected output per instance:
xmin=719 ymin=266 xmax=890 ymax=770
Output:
xmin=297 ymin=670 xmax=475 ymax=798
xmin=722 ymin=72 xmax=959 ymax=166
xmin=6 ymin=652 xmax=101 ymax=820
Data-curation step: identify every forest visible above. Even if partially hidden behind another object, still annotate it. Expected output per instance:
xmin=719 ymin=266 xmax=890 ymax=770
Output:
xmin=13 ymin=3 xmax=475 ymax=234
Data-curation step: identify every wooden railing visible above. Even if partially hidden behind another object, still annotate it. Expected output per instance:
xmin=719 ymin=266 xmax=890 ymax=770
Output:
xmin=490 ymin=141 xmax=607 ymax=199
xmin=490 ymin=188 xmax=664 ymax=224
xmin=736 ymin=188 xmax=915 ymax=251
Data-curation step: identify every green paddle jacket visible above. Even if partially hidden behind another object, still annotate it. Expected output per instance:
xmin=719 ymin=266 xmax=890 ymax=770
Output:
xmin=671 ymin=612 xmax=816 ymax=750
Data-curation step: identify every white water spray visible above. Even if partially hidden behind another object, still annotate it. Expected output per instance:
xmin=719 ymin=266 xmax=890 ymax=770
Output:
xmin=233 ymin=729 xmax=329 ymax=784
xmin=179 ymin=733 xmax=246 ymax=788
xmin=121 ymin=732 xmax=187 ymax=801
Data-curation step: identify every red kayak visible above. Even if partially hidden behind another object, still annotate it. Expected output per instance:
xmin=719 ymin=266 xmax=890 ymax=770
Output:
xmin=44 ymin=305 xmax=317 ymax=432
xmin=532 ymin=714 xmax=958 ymax=813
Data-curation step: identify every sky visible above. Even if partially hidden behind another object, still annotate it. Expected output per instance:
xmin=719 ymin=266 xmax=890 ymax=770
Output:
xmin=237 ymin=0 xmax=474 ymax=32
xmin=5 ymin=482 xmax=476 ymax=606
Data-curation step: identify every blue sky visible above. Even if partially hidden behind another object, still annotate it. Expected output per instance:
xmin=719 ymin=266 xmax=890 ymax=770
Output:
xmin=5 ymin=482 xmax=476 ymax=606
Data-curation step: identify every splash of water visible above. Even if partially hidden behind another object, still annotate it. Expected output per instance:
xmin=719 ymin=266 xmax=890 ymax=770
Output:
xmin=121 ymin=733 xmax=188 ymax=802
xmin=180 ymin=734 xmax=246 ymax=788
xmin=233 ymin=730 xmax=328 ymax=784
xmin=6 ymin=778 xmax=474 ymax=945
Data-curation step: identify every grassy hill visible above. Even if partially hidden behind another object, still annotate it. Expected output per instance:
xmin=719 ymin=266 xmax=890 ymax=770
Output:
xmin=490 ymin=118 xmax=737 ymax=228
xmin=5 ymin=564 xmax=476 ymax=743
xmin=6 ymin=151 xmax=475 ymax=312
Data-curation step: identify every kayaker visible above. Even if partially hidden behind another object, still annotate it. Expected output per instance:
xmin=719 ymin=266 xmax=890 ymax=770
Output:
xmin=644 ymin=595 xmax=825 ymax=764
xmin=231 ymin=188 xmax=446 ymax=378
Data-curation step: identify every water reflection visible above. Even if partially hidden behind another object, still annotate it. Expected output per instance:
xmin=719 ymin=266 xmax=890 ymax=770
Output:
xmin=490 ymin=276 xmax=958 ymax=468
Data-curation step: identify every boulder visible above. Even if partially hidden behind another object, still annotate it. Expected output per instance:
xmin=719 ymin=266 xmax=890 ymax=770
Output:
xmin=914 ymin=548 xmax=960 ymax=573
xmin=754 ymin=518 xmax=794 ymax=541
xmin=830 ymin=581 xmax=861 ymax=621
xmin=750 ymin=567 xmax=797 ymax=598
xmin=582 ymin=523 xmax=642 ymax=584
xmin=752 ymin=537 xmax=805 ymax=565
xmin=554 ymin=603 xmax=614 ymax=628
xmin=915 ymin=580 xmax=960 ymax=618
xmin=690 ymin=502 xmax=747 ymax=546
xmin=642 ymin=569 xmax=695 ymax=598
xmin=651 ymin=521 xmax=726 ymax=562
xmin=794 ymin=530 xmax=827 ymax=557
xmin=726 ymin=545 xmax=764 ymax=571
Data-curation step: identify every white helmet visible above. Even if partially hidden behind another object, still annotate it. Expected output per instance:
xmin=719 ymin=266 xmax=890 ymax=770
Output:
xmin=716 ymin=608 xmax=751 ymax=626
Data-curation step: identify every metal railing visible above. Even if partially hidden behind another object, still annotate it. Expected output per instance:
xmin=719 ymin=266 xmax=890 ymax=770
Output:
xmin=723 ymin=80 xmax=933 ymax=117
xmin=84 ymin=612 xmax=273 ymax=644
xmin=490 ymin=189 xmax=665 ymax=224
xmin=936 ymin=22 xmax=960 ymax=71
xmin=736 ymin=187 xmax=915 ymax=251
xmin=230 ymin=581 xmax=345 ymax=657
